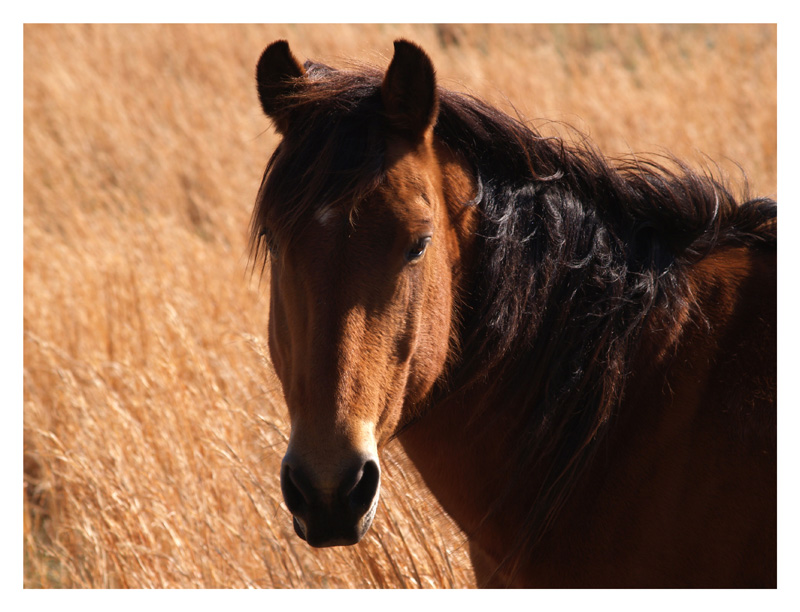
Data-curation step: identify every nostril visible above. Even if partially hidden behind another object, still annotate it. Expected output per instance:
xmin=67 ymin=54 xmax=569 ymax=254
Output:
xmin=347 ymin=460 xmax=380 ymax=513
xmin=281 ymin=464 xmax=310 ymax=516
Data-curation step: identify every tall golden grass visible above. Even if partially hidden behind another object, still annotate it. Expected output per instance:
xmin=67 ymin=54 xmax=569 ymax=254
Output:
xmin=23 ymin=24 xmax=776 ymax=588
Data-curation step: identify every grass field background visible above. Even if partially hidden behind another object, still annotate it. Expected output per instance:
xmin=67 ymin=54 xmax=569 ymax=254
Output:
xmin=23 ymin=23 xmax=776 ymax=588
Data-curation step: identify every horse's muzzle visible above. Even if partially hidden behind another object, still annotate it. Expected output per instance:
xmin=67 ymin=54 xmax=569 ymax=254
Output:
xmin=280 ymin=453 xmax=381 ymax=547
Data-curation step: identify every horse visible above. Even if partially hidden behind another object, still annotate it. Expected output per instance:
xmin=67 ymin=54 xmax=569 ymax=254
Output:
xmin=250 ymin=39 xmax=776 ymax=588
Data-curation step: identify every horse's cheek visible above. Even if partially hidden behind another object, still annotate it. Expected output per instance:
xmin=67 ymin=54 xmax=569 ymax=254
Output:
xmin=408 ymin=264 xmax=453 ymax=400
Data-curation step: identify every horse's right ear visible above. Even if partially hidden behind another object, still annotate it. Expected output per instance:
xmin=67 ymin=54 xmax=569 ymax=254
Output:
xmin=256 ymin=40 xmax=306 ymax=134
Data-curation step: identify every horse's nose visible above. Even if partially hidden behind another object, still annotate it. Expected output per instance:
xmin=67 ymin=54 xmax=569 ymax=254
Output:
xmin=280 ymin=453 xmax=381 ymax=547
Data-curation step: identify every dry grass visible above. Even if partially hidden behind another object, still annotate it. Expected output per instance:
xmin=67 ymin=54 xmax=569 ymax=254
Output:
xmin=23 ymin=24 xmax=776 ymax=589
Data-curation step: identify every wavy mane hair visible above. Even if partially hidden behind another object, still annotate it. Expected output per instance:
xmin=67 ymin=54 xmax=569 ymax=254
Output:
xmin=250 ymin=61 xmax=777 ymax=571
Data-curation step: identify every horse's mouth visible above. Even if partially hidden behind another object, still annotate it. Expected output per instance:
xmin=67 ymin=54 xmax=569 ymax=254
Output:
xmin=290 ymin=489 xmax=380 ymax=548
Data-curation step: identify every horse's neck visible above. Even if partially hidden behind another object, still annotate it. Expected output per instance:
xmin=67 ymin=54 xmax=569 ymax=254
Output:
xmin=399 ymin=243 xmax=776 ymax=583
xmin=397 ymin=387 xmax=526 ymax=558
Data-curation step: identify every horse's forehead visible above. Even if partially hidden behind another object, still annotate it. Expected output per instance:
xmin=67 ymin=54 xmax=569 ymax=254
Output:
xmin=308 ymin=171 xmax=433 ymax=234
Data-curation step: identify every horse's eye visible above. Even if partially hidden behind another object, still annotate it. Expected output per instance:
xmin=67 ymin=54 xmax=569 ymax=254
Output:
xmin=405 ymin=236 xmax=432 ymax=263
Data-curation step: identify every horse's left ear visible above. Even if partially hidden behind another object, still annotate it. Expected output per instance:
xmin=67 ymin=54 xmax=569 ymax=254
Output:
xmin=381 ymin=40 xmax=439 ymax=140
xmin=256 ymin=40 xmax=306 ymax=134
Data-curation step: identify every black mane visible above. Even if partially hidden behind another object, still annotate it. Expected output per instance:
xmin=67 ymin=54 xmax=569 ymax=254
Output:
xmin=432 ymin=83 xmax=775 ymax=574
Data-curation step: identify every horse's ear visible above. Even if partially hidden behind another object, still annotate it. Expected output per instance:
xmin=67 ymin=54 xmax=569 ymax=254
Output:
xmin=256 ymin=40 xmax=306 ymax=134
xmin=381 ymin=40 xmax=439 ymax=140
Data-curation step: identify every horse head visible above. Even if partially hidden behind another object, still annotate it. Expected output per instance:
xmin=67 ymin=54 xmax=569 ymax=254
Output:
xmin=253 ymin=40 xmax=473 ymax=547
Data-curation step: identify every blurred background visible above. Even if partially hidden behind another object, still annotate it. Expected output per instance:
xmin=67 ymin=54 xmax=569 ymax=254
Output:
xmin=23 ymin=24 xmax=776 ymax=588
